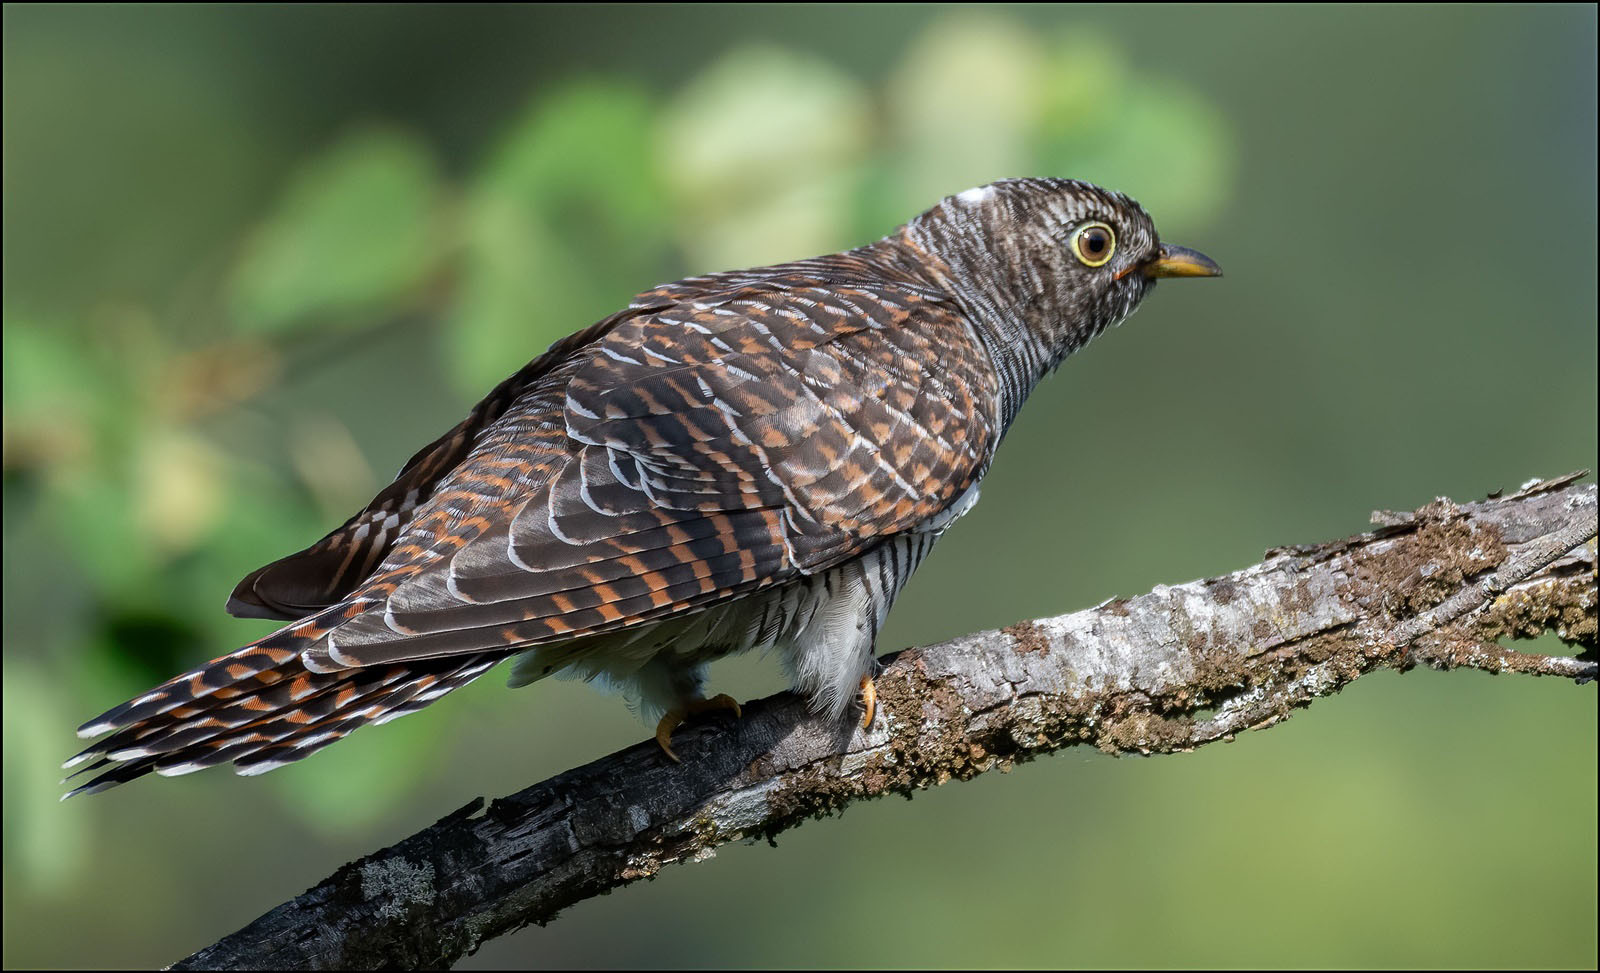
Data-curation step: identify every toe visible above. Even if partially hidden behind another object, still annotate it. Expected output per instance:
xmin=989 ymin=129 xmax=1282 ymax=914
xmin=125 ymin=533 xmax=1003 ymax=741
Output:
xmin=858 ymin=675 xmax=877 ymax=730
xmin=654 ymin=711 xmax=684 ymax=763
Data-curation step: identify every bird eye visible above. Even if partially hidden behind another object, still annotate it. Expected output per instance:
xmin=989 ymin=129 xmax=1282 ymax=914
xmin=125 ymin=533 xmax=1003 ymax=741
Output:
xmin=1071 ymin=222 xmax=1117 ymax=268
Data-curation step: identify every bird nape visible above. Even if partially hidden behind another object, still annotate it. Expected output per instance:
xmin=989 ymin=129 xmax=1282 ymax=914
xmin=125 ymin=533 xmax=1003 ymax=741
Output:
xmin=64 ymin=177 xmax=1221 ymax=797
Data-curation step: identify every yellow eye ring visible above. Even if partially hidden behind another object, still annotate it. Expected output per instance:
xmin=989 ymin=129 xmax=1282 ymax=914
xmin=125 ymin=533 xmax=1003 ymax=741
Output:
xmin=1071 ymin=222 xmax=1117 ymax=268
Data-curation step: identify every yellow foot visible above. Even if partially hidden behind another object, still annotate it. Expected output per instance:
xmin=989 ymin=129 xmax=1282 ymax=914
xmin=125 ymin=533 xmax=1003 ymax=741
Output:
xmin=654 ymin=694 xmax=743 ymax=763
xmin=859 ymin=675 xmax=877 ymax=730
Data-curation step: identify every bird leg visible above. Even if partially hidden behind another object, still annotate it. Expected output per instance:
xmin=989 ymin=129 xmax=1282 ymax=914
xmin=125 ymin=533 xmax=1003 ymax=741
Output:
xmin=858 ymin=674 xmax=877 ymax=730
xmin=654 ymin=693 xmax=742 ymax=763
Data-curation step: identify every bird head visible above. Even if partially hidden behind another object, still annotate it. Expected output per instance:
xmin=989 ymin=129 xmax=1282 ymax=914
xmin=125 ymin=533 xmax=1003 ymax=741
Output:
xmin=899 ymin=177 xmax=1221 ymax=373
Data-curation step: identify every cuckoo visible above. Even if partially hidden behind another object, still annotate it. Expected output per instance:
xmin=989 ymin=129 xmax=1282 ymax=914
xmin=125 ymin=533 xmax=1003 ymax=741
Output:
xmin=65 ymin=177 xmax=1221 ymax=794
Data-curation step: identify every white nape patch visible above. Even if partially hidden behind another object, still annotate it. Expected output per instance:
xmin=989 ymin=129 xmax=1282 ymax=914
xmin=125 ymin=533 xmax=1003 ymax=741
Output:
xmin=957 ymin=185 xmax=996 ymax=205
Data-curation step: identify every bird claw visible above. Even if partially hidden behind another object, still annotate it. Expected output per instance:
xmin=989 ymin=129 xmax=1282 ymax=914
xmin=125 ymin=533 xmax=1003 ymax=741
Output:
xmin=654 ymin=694 xmax=743 ymax=763
xmin=858 ymin=675 xmax=877 ymax=730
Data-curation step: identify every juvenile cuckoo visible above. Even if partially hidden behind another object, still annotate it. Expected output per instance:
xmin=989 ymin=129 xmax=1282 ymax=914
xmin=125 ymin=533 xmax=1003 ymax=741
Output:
xmin=66 ymin=177 xmax=1220 ymax=794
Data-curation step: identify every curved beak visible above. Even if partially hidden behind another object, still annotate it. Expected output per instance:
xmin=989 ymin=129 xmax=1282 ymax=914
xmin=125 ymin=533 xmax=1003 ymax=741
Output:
xmin=1141 ymin=244 xmax=1223 ymax=279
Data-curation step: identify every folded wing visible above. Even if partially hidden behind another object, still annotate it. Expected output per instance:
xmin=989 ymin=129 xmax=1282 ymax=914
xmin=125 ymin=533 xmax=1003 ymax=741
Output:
xmin=69 ymin=258 xmax=999 ymax=793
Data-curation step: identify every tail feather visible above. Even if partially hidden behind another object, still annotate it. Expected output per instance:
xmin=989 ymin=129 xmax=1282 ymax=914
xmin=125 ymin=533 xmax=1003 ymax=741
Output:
xmin=75 ymin=603 xmax=359 ymax=738
xmin=88 ymin=664 xmax=416 ymax=765
xmin=64 ymin=625 xmax=503 ymax=798
xmin=61 ymin=757 xmax=165 ymax=799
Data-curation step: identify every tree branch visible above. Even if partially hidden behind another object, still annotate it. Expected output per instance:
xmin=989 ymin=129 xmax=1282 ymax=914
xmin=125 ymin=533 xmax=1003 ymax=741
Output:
xmin=174 ymin=476 xmax=1598 ymax=971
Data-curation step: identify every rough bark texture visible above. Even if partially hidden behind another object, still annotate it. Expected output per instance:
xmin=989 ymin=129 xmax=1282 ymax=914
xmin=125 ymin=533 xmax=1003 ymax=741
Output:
xmin=174 ymin=477 xmax=1598 ymax=971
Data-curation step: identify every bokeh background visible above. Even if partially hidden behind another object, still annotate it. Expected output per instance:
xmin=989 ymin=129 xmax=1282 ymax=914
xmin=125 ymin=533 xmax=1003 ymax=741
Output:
xmin=4 ymin=4 xmax=1596 ymax=968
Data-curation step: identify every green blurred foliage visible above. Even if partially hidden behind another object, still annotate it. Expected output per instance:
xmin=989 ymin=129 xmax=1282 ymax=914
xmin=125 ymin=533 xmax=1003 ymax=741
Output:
xmin=3 ymin=4 xmax=1594 ymax=970
xmin=658 ymin=45 xmax=872 ymax=271
xmin=230 ymin=128 xmax=444 ymax=335
xmin=455 ymin=82 xmax=670 ymax=392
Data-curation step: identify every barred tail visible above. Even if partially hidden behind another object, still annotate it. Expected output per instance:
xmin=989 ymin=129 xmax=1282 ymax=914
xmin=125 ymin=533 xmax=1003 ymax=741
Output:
xmin=63 ymin=608 xmax=503 ymax=798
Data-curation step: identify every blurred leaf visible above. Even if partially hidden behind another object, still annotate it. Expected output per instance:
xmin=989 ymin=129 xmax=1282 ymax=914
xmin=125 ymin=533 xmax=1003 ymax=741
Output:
xmin=1033 ymin=30 xmax=1131 ymax=136
xmin=44 ymin=470 xmax=157 ymax=595
xmin=2 ymin=661 xmax=90 ymax=895
xmin=476 ymin=81 xmax=666 ymax=232
xmin=3 ymin=316 xmax=98 ymax=422
xmin=1033 ymin=32 xmax=1233 ymax=236
xmin=884 ymin=12 xmax=1045 ymax=215
xmin=133 ymin=425 xmax=225 ymax=553
xmin=229 ymin=128 xmax=443 ymax=334
xmin=2 ymin=316 xmax=102 ymax=475
xmin=451 ymin=200 xmax=572 ymax=394
xmin=451 ymin=82 xmax=669 ymax=394
xmin=658 ymin=46 xmax=871 ymax=271
xmin=880 ymin=14 xmax=1231 ymax=238
xmin=285 ymin=413 xmax=378 ymax=523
